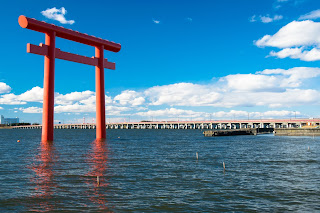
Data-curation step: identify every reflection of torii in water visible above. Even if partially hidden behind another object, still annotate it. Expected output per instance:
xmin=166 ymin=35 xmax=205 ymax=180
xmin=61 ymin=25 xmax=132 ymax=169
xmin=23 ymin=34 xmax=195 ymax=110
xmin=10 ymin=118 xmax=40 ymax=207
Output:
xmin=85 ymin=139 xmax=110 ymax=210
xmin=18 ymin=15 xmax=121 ymax=142
xmin=29 ymin=141 xmax=57 ymax=211
xmin=29 ymin=139 xmax=110 ymax=211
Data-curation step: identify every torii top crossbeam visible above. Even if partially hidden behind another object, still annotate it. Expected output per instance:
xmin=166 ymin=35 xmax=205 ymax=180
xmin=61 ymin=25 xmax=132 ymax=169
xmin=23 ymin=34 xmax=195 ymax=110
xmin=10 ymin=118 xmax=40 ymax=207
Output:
xmin=19 ymin=16 xmax=121 ymax=52
xmin=18 ymin=15 xmax=121 ymax=142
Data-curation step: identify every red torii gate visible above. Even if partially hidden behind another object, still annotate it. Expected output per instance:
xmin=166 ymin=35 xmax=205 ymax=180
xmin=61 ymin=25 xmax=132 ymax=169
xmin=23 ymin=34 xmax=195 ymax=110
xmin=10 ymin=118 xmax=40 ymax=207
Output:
xmin=18 ymin=15 xmax=121 ymax=142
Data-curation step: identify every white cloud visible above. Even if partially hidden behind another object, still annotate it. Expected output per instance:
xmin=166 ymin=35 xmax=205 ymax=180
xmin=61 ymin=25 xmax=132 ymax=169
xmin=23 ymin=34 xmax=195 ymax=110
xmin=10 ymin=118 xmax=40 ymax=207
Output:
xmin=186 ymin=17 xmax=193 ymax=22
xmin=136 ymin=108 xmax=207 ymax=121
xmin=56 ymin=91 xmax=95 ymax=105
xmin=152 ymin=19 xmax=160 ymax=24
xmin=114 ymin=90 xmax=145 ymax=106
xmin=0 ymin=85 xmax=130 ymax=114
xmin=111 ymin=68 xmax=320 ymax=109
xmin=198 ymin=67 xmax=320 ymax=108
xmin=74 ymin=94 xmax=113 ymax=106
xmin=0 ymin=87 xmax=111 ymax=109
xmin=41 ymin=7 xmax=75 ymax=25
xmin=3 ymin=66 xmax=320 ymax=119
xmin=214 ymin=88 xmax=320 ymax=108
xmin=0 ymin=93 xmax=26 ymax=105
xmin=105 ymin=95 xmax=113 ymax=104
xmin=260 ymin=16 xmax=273 ymax=23
xmin=139 ymin=69 xmax=320 ymax=108
xmin=220 ymin=67 xmax=320 ymax=93
xmin=299 ymin=9 xmax=320 ymax=20
xmin=255 ymin=19 xmax=320 ymax=61
xmin=0 ymin=107 xmax=3 ymax=110
xmin=260 ymin=15 xmax=283 ymax=23
xmin=273 ymin=0 xmax=288 ymax=10
xmin=106 ymin=106 xmax=131 ymax=116
xmin=249 ymin=15 xmax=256 ymax=22
xmin=258 ymin=67 xmax=320 ymax=87
xmin=54 ymin=103 xmax=95 ymax=113
xmin=19 ymin=86 xmax=43 ymax=102
xmin=269 ymin=47 xmax=320 ymax=61
xmin=137 ymin=108 xmax=204 ymax=117
xmin=255 ymin=20 xmax=320 ymax=48
xmin=213 ymin=110 xmax=248 ymax=118
xmin=269 ymin=47 xmax=302 ymax=58
xmin=264 ymin=89 xmax=320 ymax=107
xmin=0 ymin=82 xmax=11 ymax=94
xmin=19 ymin=107 xmax=43 ymax=113
xmin=213 ymin=110 xmax=300 ymax=119
xmin=79 ymin=95 xmax=96 ymax=105
xmin=222 ymin=74 xmax=283 ymax=92
xmin=105 ymin=117 xmax=129 ymax=123
xmin=262 ymin=110 xmax=300 ymax=117
xmin=136 ymin=109 xmax=303 ymax=120
xmin=54 ymin=103 xmax=130 ymax=115
xmin=145 ymin=83 xmax=222 ymax=106
xmin=250 ymin=15 xmax=283 ymax=23
xmin=0 ymin=86 xmax=43 ymax=105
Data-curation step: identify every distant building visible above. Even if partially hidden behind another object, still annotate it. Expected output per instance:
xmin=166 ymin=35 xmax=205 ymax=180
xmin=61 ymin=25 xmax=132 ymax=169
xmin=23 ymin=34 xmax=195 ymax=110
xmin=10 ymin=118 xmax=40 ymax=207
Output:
xmin=0 ymin=115 xmax=19 ymax=125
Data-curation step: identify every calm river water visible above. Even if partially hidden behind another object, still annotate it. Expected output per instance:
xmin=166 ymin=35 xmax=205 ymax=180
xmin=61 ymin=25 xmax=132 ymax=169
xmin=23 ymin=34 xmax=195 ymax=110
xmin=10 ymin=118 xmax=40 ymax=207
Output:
xmin=0 ymin=129 xmax=319 ymax=212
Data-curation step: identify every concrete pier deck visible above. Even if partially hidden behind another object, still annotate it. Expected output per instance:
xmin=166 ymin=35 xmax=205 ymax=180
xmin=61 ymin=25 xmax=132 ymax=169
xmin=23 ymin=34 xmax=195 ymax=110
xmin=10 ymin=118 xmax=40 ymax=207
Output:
xmin=274 ymin=128 xmax=320 ymax=136
xmin=10 ymin=118 xmax=320 ymax=130
xmin=203 ymin=128 xmax=274 ymax=137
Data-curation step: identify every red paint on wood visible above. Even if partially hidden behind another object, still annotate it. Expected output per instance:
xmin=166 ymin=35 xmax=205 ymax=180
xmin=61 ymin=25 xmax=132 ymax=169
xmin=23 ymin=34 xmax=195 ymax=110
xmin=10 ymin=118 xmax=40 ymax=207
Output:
xmin=19 ymin=15 xmax=120 ymax=141
xmin=27 ymin=43 xmax=116 ymax=69
xmin=95 ymin=45 xmax=106 ymax=139
xmin=19 ymin=15 xmax=121 ymax=52
xmin=42 ymin=32 xmax=56 ymax=142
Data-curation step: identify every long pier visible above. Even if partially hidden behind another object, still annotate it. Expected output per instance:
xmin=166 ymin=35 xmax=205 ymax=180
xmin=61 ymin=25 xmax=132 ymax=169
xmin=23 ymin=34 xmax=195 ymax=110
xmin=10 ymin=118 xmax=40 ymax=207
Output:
xmin=11 ymin=119 xmax=320 ymax=130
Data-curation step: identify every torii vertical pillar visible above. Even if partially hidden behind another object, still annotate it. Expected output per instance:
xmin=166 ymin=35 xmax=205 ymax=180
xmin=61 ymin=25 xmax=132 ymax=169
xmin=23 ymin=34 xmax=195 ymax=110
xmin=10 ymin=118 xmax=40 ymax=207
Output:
xmin=95 ymin=45 xmax=106 ymax=140
xmin=42 ymin=32 xmax=56 ymax=142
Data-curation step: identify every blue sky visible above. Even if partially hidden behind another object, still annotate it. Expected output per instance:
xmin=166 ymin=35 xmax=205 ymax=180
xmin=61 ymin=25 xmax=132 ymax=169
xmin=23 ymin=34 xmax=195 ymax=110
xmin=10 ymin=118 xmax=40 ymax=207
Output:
xmin=1 ymin=0 xmax=320 ymax=123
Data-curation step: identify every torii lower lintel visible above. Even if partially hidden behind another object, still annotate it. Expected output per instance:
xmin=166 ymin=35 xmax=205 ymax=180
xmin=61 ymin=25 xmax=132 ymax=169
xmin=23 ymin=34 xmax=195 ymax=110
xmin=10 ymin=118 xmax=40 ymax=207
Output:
xmin=19 ymin=15 xmax=121 ymax=142
xmin=27 ymin=43 xmax=116 ymax=70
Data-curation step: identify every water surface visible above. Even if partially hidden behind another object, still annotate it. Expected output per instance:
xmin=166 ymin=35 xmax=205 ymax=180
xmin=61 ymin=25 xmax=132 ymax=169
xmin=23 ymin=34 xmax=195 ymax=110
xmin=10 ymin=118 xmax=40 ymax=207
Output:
xmin=0 ymin=129 xmax=319 ymax=212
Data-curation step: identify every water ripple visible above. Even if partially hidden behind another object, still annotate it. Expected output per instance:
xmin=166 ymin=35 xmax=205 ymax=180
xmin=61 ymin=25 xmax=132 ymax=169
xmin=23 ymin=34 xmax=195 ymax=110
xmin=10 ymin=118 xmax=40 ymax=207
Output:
xmin=0 ymin=129 xmax=319 ymax=212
